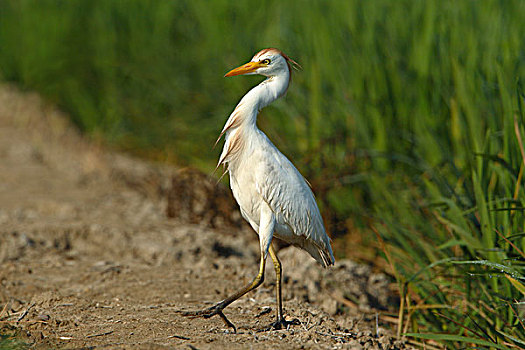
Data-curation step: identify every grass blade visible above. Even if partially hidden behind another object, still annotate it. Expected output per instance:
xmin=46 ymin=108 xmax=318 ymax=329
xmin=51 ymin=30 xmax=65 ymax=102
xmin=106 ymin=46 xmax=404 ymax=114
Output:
xmin=404 ymin=333 xmax=512 ymax=350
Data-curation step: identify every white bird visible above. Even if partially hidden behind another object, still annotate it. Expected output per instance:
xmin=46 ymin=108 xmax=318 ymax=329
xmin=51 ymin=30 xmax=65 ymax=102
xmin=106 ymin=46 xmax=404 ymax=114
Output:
xmin=182 ymin=48 xmax=334 ymax=331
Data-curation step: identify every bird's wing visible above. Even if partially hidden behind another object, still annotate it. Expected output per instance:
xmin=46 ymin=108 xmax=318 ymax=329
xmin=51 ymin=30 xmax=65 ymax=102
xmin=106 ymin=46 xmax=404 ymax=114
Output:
xmin=254 ymin=144 xmax=334 ymax=266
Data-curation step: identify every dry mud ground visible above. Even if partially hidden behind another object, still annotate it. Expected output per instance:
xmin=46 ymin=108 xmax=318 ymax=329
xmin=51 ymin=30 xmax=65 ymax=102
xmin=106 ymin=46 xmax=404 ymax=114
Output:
xmin=0 ymin=85 xmax=413 ymax=349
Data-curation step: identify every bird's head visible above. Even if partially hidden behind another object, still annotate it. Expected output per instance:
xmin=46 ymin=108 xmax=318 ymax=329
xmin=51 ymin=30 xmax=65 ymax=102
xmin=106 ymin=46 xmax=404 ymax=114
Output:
xmin=225 ymin=48 xmax=301 ymax=78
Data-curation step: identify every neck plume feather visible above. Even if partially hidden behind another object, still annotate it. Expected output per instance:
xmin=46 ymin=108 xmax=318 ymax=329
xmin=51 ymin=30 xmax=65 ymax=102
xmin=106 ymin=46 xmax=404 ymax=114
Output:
xmin=216 ymin=73 xmax=289 ymax=168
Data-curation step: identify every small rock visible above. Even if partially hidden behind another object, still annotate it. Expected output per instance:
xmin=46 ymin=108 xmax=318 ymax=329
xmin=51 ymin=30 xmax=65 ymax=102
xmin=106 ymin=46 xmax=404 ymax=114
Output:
xmin=37 ymin=314 xmax=50 ymax=321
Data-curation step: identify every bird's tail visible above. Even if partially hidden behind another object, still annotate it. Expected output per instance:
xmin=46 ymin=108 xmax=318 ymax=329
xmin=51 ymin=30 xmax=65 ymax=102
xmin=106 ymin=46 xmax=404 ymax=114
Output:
xmin=305 ymin=241 xmax=335 ymax=268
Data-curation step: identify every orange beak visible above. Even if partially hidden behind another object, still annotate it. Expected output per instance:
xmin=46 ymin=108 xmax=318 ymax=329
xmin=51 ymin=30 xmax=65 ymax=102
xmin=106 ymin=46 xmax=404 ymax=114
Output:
xmin=224 ymin=61 xmax=263 ymax=77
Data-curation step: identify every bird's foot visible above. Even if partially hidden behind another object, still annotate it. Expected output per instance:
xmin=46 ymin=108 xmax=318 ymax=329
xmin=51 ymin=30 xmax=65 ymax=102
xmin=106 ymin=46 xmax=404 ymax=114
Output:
xmin=178 ymin=304 xmax=223 ymax=319
xmin=258 ymin=317 xmax=300 ymax=332
xmin=178 ymin=304 xmax=237 ymax=333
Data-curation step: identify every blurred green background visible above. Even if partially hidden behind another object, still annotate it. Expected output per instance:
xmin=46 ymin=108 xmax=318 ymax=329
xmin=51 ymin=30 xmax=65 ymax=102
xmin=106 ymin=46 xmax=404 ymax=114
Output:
xmin=1 ymin=0 xmax=525 ymax=347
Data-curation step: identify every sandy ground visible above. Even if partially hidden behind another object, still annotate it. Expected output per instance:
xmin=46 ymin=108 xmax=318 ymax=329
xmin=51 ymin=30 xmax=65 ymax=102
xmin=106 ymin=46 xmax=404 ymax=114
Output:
xmin=0 ymin=84 xmax=411 ymax=349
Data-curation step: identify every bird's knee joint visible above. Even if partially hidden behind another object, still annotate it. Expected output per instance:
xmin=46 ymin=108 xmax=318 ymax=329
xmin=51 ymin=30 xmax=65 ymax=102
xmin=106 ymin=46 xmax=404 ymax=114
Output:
xmin=254 ymin=272 xmax=264 ymax=286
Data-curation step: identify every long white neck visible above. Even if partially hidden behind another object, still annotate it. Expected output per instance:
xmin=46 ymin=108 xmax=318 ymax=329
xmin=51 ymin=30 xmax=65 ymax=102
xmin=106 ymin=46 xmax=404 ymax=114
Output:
xmin=217 ymin=71 xmax=290 ymax=167
xmin=230 ymin=72 xmax=289 ymax=128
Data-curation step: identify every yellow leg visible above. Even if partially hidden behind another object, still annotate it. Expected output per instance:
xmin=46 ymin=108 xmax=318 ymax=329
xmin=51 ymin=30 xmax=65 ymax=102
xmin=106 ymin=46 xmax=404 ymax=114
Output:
xmin=180 ymin=252 xmax=266 ymax=332
xmin=265 ymin=244 xmax=300 ymax=330
xmin=215 ymin=252 xmax=266 ymax=309
xmin=268 ymin=245 xmax=283 ymax=321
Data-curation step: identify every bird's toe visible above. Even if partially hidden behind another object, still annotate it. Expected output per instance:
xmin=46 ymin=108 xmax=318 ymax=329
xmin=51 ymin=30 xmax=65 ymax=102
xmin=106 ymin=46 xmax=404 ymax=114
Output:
xmin=258 ymin=317 xmax=300 ymax=332
xmin=178 ymin=304 xmax=237 ymax=332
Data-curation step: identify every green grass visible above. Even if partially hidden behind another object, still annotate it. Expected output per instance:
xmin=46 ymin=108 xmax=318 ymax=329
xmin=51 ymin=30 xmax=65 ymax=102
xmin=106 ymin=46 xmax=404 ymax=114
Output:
xmin=0 ymin=330 xmax=26 ymax=350
xmin=1 ymin=0 xmax=525 ymax=347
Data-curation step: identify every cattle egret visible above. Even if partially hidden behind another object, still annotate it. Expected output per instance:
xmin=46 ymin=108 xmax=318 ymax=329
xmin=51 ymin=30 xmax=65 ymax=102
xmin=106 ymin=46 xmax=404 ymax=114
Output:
xmin=182 ymin=48 xmax=335 ymax=331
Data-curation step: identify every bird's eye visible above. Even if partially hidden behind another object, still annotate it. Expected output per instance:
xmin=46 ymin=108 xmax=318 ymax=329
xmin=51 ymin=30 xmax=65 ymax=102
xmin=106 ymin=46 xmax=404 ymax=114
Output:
xmin=261 ymin=59 xmax=271 ymax=65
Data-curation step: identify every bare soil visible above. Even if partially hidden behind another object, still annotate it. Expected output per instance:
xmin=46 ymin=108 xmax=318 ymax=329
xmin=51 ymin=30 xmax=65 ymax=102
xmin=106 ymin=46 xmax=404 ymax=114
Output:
xmin=0 ymin=84 xmax=411 ymax=349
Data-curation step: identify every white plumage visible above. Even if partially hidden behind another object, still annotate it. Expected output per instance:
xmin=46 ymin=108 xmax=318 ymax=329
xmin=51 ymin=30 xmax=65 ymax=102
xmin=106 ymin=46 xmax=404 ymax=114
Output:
xmin=182 ymin=48 xmax=334 ymax=331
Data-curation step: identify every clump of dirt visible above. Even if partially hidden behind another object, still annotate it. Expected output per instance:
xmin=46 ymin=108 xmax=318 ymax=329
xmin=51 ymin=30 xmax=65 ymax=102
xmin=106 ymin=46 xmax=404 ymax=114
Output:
xmin=279 ymin=248 xmax=397 ymax=315
xmin=166 ymin=167 xmax=245 ymax=229
xmin=0 ymin=84 xmax=412 ymax=349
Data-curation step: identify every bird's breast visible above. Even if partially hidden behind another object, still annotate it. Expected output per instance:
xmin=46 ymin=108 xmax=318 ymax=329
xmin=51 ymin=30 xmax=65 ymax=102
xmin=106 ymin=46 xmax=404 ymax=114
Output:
xmin=229 ymin=166 xmax=262 ymax=230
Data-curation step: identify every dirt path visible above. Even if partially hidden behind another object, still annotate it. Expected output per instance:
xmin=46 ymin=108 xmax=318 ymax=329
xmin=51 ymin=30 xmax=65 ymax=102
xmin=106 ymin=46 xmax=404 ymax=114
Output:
xmin=0 ymin=85 xmax=409 ymax=349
